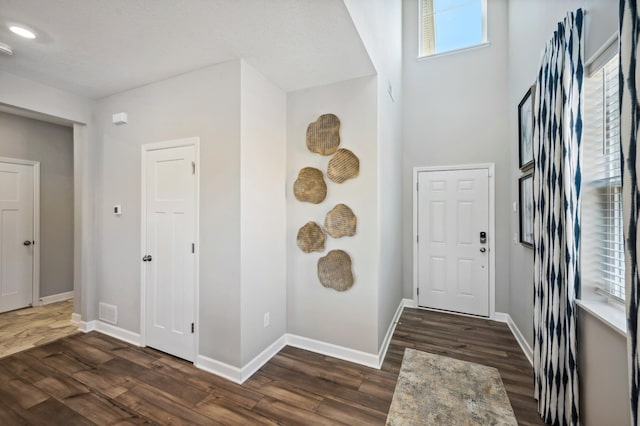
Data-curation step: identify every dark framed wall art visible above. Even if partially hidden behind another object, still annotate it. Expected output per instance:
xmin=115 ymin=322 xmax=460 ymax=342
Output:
xmin=519 ymin=173 xmax=534 ymax=248
xmin=518 ymin=86 xmax=535 ymax=170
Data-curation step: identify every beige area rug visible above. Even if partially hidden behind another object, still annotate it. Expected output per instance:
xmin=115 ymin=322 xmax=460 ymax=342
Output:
xmin=386 ymin=349 xmax=517 ymax=426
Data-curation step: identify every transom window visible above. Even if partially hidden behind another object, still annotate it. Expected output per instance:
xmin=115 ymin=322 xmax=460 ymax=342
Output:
xmin=419 ymin=0 xmax=487 ymax=57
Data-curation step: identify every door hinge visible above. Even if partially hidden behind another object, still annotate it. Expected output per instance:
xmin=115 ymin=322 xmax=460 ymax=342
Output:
xmin=192 ymin=161 xmax=195 ymax=175
xmin=416 ymin=182 xmax=419 ymax=191
xmin=417 ymin=288 xmax=420 ymax=296
xmin=417 ymin=235 xmax=419 ymax=243
xmin=191 ymin=323 xmax=195 ymax=333
xmin=191 ymin=243 xmax=195 ymax=253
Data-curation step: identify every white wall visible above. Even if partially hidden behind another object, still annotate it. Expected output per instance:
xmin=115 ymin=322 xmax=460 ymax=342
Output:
xmin=0 ymin=111 xmax=74 ymax=298
xmin=239 ymin=61 xmax=287 ymax=365
xmin=0 ymin=71 xmax=96 ymax=320
xmin=0 ymin=71 xmax=93 ymax=124
xmin=402 ymin=0 xmax=510 ymax=311
xmin=345 ymin=0 xmax=404 ymax=349
xmin=95 ymin=61 xmax=243 ymax=366
xmin=287 ymin=76 xmax=379 ymax=354
xmin=375 ymin=0 xmax=404 ymax=347
xmin=577 ymin=312 xmax=630 ymax=425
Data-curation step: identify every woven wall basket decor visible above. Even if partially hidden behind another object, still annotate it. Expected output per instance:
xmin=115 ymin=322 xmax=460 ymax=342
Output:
xmin=327 ymin=149 xmax=359 ymax=183
xmin=317 ymin=250 xmax=354 ymax=292
xmin=324 ymin=204 xmax=356 ymax=238
xmin=294 ymin=167 xmax=327 ymax=204
xmin=296 ymin=221 xmax=326 ymax=253
xmin=306 ymin=114 xmax=341 ymax=155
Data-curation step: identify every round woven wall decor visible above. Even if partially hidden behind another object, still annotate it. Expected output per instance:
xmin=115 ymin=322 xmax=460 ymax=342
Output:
xmin=324 ymin=204 xmax=356 ymax=238
xmin=294 ymin=167 xmax=327 ymax=204
xmin=317 ymin=250 xmax=354 ymax=292
xmin=296 ymin=221 xmax=326 ymax=253
xmin=327 ymin=149 xmax=359 ymax=183
xmin=306 ymin=114 xmax=341 ymax=155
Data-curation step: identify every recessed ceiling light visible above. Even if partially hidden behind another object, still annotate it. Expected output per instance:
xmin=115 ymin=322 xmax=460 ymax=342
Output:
xmin=9 ymin=25 xmax=36 ymax=39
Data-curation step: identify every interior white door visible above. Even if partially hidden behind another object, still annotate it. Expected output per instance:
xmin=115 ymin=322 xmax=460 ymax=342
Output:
xmin=144 ymin=145 xmax=196 ymax=361
xmin=0 ymin=162 xmax=34 ymax=313
xmin=417 ymin=168 xmax=489 ymax=317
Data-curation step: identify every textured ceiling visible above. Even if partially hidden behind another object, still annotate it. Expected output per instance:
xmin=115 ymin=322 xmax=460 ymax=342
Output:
xmin=0 ymin=0 xmax=374 ymax=99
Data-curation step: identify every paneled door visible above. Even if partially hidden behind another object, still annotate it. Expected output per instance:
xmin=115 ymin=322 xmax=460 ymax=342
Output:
xmin=0 ymin=161 xmax=35 ymax=313
xmin=143 ymin=142 xmax=197 ymax=361
xmin=417 ymin=168 xmax=490 ymax=317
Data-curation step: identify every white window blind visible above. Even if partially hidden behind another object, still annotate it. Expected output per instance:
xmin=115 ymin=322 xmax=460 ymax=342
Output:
xmin=582 ymin=53 xmax=624 ymax=301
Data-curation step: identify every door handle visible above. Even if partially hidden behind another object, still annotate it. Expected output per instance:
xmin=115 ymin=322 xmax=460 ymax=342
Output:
xmin=23 ymin=240 xmax=32 ymax=246
xmin=480 ymin=248 xmax=486 ymax=253
xmin=142 ymin=255 xmax=152 ymax=262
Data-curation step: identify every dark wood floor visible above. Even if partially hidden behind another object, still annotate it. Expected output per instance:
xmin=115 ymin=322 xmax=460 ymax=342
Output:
xmin=0 ymin=308 xmax=545 ymax=425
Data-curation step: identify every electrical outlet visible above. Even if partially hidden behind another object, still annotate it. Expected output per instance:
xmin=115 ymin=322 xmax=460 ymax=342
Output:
xmin=264 ymin=312 xmax=270 ymax=328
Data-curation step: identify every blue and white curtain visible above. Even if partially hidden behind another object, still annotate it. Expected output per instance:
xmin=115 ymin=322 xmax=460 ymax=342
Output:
xmin=620 ymin=1 xmax=640 ymax=424
xmin=532 ymin=9 xmax=583 ymax=426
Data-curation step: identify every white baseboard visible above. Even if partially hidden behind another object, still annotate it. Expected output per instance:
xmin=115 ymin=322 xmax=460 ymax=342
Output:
xmin=494 ymin=312 xmax=509 ymax=323
xmin=495 ymin=311 xmax=533 ymax=366
xmin=195 ymin=354 xmax=243 ymax=383
xmin=377 ymin=299 xmax=406 ymax=366
xmin=197 ymin=302 xmax=406 ymax=383
xmin=77 ymin=319 xmax=96 ymax=333
xmin=95 ymin=321 xmax=142 ymax=346
xmin=73 ymin=318 xmax=142 ymax=347
xmin=40 ymin=291 xmax=74 ymax=306
xmin=403 ymin=298 xmax=417 ymax=308
xmin=286 ymin=333 xmax=379 ymax=368
xmin=195 ymin=335 xmax=287 ymax=384
xmin=239 ymin=335 xmax=287 ymax=382
xmin=70 ymin=312 xmax=81 ymax=326
xmin=197 ymin=332 xmax=384 ymax=384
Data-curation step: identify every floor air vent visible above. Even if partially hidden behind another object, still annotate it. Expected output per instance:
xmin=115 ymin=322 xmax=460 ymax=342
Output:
xmin=99 ymin=302 xmax=117 ymax=325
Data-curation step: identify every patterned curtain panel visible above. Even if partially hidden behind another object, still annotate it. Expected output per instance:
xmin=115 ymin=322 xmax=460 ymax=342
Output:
xmin=532 ymin=9 xmax=583 ymax=426
xmin=620 ymin=1 xmax=640 ymax=423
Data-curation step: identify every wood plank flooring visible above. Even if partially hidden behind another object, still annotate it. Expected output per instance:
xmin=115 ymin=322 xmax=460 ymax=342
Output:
xmin=0 ymin=300 xmax=78 ymax=359
xmin=0 ymin=307 xmax=545 ymax=425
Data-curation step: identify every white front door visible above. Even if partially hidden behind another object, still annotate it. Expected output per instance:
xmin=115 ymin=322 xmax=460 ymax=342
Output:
xmin=0 ymin=161 xmax=34 ymax=313
xmin=143 ymin=144 xmax=196 ymax=361
xmin=417 ymin=168 xmax=490 ymax=317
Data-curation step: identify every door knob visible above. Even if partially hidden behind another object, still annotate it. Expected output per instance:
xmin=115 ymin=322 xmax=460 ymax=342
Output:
xmin=480 ymin=247 xmax=486 ymax=253
xmin=23 ymin=241 xmax=32 ymax=246
xmin=142 ymin=255 xmax=152 ymax=262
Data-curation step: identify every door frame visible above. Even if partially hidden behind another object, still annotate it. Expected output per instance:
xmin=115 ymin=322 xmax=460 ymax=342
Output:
xmin=412 ymin=163 xmax=496 ymax=319
xmin=140 ymin=137 xmax=200 ymax=360
xmin=0 ymin=157 xmax=40 ymax=308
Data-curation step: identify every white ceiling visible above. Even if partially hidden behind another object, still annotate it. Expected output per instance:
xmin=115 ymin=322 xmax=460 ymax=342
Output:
xmin=0 ymin=0 xmax=374 ymax=99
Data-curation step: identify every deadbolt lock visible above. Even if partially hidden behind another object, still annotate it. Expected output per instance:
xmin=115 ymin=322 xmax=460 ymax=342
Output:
xmin=480 ymin=231 xmax=487 ymax=244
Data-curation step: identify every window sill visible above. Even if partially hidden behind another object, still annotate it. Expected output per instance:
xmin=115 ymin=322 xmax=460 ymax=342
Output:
xmin=417 ymin=42 xmax=491 ymax=61
xmin=576 ymin=299 xmax=626 ymax=336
